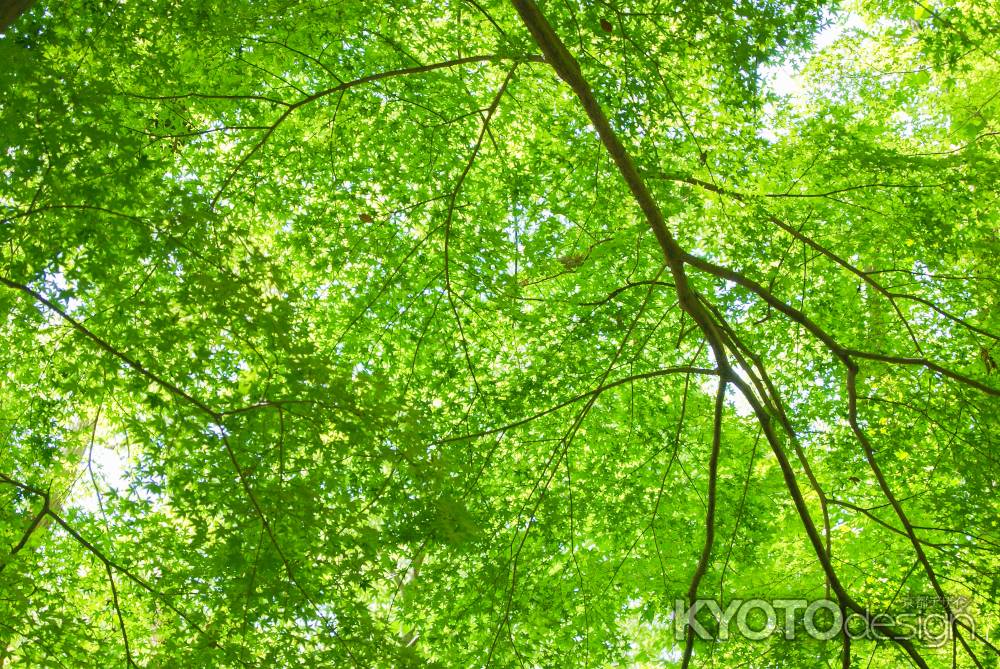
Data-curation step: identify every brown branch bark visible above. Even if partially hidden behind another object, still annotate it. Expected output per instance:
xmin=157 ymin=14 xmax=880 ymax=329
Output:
xmin=509 ymin=2 xmax=931 ymax=665
xmin=698 ymin=295 xmax=835 ymax=598
xmin=509 ymin=0 xmax=728 ymax=368
xmin=846 ymin=367 xmax=987 ymax=666
xmin=661 ymin=173 xmax=1000 ymax=347
xmin=0 ymin=488 xmax=48 ymax=576
xmin=0 ymin=0 xmax=34 ymax=32
xmin=679 ymin=254 xmax=999 ymax=396
xmin=680 ymin=378 xmax=726 ymax=669
xmin=104 ymin=562 xmax=137 ymax=667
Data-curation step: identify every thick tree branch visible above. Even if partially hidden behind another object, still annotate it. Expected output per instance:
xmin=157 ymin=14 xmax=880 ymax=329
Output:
xmin=662 ymin=173 xmax=999 ymax=347
xmin=680 ymin=378 xmax=726 ymax=669
xmin=510 ymin=3 xmax=930 ymax=665
xmin=0 ymin=0 xmax=34 ymax=32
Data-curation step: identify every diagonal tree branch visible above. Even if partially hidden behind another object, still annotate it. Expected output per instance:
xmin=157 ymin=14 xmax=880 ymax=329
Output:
xmin=0 ymin=275 xmax=357 ymax=661
xmin=0 ymin=471 xmax=248 ymax=666
xmin=443 ymin=65 xmax=518 ymax=398
xmin=508 ymin=4 xmax=936 ymax=664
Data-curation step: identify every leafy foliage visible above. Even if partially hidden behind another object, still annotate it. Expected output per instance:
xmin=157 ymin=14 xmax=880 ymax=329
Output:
xmin=0 ymin=0 xmax=998 ymax=667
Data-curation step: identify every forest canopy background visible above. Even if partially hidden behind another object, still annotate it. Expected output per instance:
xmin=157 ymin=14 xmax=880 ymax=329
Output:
xmin=0 ymin=0 xmax=998 ymax=667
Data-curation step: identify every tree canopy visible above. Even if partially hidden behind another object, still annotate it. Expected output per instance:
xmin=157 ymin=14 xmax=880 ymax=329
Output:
xmin=1 ymin=0 xmax=998 ymax=666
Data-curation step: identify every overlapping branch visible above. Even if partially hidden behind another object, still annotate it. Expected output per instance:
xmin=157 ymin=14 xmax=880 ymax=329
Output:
xmin=0 ymin=276 xmax=356 ymax=663
xmin=509 ymin=2 xmax=1000 ymax=666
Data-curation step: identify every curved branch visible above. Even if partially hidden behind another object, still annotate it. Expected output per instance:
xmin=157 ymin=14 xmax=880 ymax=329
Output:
xmin=846 ymin=368 xmax=988 ymax=665
xmin=680 ymin=254 xmax=999 ymax=396
xmin=438 ymin=365 xmax=718 ymax=444
xmin=210 ymin=53 xmax=543 ymax=206
xmin=662 ymin=173 xmax=999 ymax=348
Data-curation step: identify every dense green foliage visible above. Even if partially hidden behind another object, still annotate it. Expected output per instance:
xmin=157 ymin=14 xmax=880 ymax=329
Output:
xmin=1 ymin=0 xmax=998 ymax=666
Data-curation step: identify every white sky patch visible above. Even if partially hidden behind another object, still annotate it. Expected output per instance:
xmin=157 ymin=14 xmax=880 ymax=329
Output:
xmin=699 ymin=369 xmax=755 ymax=417
xmin=759 ymin=10 xmax=870 ymax=110
xmin=69 ymin=435 xmax=131 ymax=514
xmin=39 ymin=271 xmax=85 ymax=315
xmin=726 ymin=380 xmax=755 ymax=417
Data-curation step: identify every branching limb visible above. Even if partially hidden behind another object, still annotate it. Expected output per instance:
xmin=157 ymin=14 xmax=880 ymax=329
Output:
xmin=578 ymin=279 xmax=674 ymax=306
xmin=0 ymin=472 xmax=248 ymax=666
xmin=443 ymin=65 xmax=518 ymax=398
xmin=680 ymin=378 xmax=726 ymax=669
xmin=679 ymin=254 xmax=999 ymax=396
xmin=0 ymin=276 xmax=358 ymax=662
xmin=104 ymin=562 xmax=137 ymax=667
xmin=438 ymin=365 xmax=718 ymax=444
xmin=209 ymin=54 xmax=544 ymax=206
xmin=0 ymin=487 xmax=49 ymax=576
xmin=661 ymin=173 xmax=999 ymax=348
xmin=846 ymin=367 xmax=990 ymax=665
